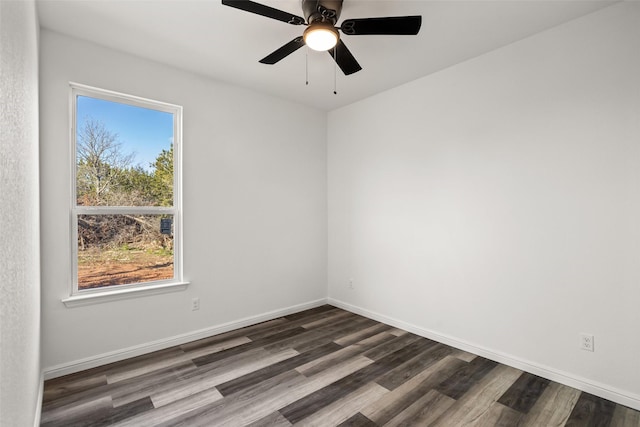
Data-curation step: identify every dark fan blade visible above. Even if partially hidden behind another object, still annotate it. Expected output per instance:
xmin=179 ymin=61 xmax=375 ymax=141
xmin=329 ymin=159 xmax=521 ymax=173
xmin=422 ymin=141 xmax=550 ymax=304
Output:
xmin=328 ymin=39 xmax=362 ymax=75
xmin=260 ymin=37 xmax=305 ymax=64
xmin=340 ymin=16 xmax=422 ymax=35
xmin=222 ymin=0 xmax=305 ymax=25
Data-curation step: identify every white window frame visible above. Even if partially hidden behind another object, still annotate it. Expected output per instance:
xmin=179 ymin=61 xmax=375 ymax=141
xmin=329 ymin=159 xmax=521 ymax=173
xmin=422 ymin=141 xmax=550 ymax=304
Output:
xmin=63 ymin=83 xmax=187 ymax=307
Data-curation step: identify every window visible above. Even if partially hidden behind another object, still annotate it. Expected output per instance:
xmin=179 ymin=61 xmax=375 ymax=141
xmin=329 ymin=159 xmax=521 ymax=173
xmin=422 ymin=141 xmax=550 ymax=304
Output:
xmin=66 ymin=83 xmax=184 ymax=304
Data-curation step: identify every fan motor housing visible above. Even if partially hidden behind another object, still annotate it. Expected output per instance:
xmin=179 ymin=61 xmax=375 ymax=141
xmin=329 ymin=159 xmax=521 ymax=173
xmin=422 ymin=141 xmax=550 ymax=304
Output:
xmin=301 ymin=0 xmax=343 ymax=25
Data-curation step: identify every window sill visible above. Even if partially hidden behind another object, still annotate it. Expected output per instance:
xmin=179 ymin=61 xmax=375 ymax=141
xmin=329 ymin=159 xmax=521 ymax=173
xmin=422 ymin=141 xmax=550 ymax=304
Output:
xmin=62 ymin=281 xmax=189 ymax=308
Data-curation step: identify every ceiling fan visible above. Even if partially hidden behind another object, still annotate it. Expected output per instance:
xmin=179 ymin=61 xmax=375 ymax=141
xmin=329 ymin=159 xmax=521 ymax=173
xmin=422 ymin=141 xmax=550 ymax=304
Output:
xmin=221 ymin=0 xmax=422 ymax=75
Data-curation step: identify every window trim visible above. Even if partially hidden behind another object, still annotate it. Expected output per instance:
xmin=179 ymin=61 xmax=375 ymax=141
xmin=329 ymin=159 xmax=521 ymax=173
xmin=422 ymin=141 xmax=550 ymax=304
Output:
xmin=67 ymin=83 xmax=186 ymax=305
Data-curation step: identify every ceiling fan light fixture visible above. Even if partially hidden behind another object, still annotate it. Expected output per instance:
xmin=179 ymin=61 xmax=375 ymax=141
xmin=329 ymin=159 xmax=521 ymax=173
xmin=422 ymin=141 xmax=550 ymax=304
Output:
xmin=303 ymin=23 xmax=339 ymax=51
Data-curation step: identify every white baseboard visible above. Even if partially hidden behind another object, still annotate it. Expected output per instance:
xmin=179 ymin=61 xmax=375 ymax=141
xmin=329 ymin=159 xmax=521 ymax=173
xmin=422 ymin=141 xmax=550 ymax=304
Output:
xmin=328 ymin=297 xmax=640 ymax=412
xmin=43 ymin=298 xmax=328 ymax=380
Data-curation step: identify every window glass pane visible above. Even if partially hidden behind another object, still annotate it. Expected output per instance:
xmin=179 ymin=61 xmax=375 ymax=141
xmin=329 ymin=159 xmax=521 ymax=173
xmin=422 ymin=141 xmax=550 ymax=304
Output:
xmin=76 ymin=96 xmax=174 ymax=207
xmin=77 ymin=214 xmax=174 ymax=289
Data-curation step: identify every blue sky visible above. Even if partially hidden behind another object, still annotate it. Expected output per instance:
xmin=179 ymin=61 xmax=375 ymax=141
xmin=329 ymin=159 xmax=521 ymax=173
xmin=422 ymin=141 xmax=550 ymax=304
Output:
xmin=77 ymin=96 xmax=173 ymax=172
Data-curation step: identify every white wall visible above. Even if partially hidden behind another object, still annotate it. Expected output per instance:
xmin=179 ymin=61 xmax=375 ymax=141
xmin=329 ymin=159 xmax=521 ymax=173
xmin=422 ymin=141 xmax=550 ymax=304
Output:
xmin=328 ymin=2 xmax=640 ymax=409
xmin=40 ymin=30 xmax=327 ymax=371
xmin=0 ymin=0 xmax=42 ymax=425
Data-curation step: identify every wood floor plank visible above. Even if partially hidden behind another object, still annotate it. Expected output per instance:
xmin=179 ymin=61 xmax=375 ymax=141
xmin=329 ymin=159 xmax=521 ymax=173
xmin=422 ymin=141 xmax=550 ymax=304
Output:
xmin=449 ymin=347 xmax=478 ymax=362
xmin=156 ymin=370 xmax=306 ymax=427
xmin=472 ymin=401 xmax=524 ymax=426
xmin=109 ymin=360 xmax=199 ymax=408
xmin=283 ymin=305 xmax=336 ymax=321
xmin=565 ymin=392 xmax=617 ymax=427
xmin=179 ymin=318 xmax=287 ymax=352
xmin=361 ymin=355 xmax=467 ymax=425
xmin=263 ymin=315 xmax=375 ymax=355
xmin=43 ymin=346 xmax=180 ymax=407
xmin=387 ymin=328 xmax=409 ymax=337
xmin=106 ymin=353 xmax=189 ymax=385
xmin=292 ymin=317 xmax=379 ymax=354
xmin=519 ymin=381 xmax=582 ymax=427
xmin=112 ymin=349 xmax=260 ymax=407
xmin=246 ymin=308 xmax=342 ymax=341
xmin=164 ymin=355 xmax=374 ymax=427
xmin=113 ymin=347 xmax=286 ymax=409
xmin=300 ymin=310 xmax=355 ymax=329
xmin=382 ymin=388 xmax=455 ymax=427
xmin=262 ymin=329 xmax=332 ymax=353
xmin=41 ymin=306 xmax=639 ymax=427
xmin=42 ymin=374 xmax=108 ymax=405
xmin=63 ymin=397 xmax=155 ymax=427
xmin=216 ymin=342 xmax=341 ymax=396
xmin=430 ymin=364 xmax=523 ymax=427
xmin=611 ymin=404 xmax=640 ymax=426
xmin=191 ymin=327 xmax=304 ymax=367
xmin=293 ymin=382 xmax=388 ymax=426
xmin=280 ymin=359 xmax=388 ymax=424
xmin=434 ymin=355 xmax=499 ymax=400
xmin=497 ymin=371 xmax=550 ymax=414
xmin=149 ymin=375 xmax=224 ymax=408
xmin=373 ymin=337 xmax=438 ymax=371
xmin=41 ymin=395 xmax=113 ymax=426
xmin=282 ymin=336 xmax=437 ymax=424
xmin=111 ymin=388 xmax=223 ymax=427
xmin=333 ymin=323 xmax=392 ymax=347
xmin=375 ymin=342 xmax=450 ymax=391
xmin=361 ymin=332 xmax=423 ymax=361
xmin=247 ymin=411 xmax=293 ymax=427
xmin=245 ymin=312 xmax=334 ymax=341
xmin=297 ymin=331 xmax=396 ymax=377
xmin=95 ymin=346 xmax=185 ymax=377
xmin=233 ymin=355 xmax=375 ymax=426
xmin=181 ymin=335 xmax=252 ymax=360
xmin=42 ymin=381 xmax=111 ymax=414
xmin=336 ymin=413 xmax=378 ymax=427
xmin=152 ymin=347 xmax=299 ymax=407
xmin=314 ymin=315 xmax=378 ymax=337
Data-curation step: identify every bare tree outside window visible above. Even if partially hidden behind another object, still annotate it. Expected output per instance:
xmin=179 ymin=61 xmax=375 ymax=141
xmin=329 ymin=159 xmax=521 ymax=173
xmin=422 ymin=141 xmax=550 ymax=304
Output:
xmin=76 ymin=118 xmax=135 ymax=206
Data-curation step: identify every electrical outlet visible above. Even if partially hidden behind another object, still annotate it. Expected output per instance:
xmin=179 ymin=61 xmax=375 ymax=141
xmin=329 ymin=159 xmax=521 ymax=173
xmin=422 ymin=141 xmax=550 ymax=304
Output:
xmin=349 ymin=278 xmax=354 ymax=290
xmin=191 ymin=297 xmax=200 ymax=311
xmin=580 ymin=333 xmax=594 ymax=352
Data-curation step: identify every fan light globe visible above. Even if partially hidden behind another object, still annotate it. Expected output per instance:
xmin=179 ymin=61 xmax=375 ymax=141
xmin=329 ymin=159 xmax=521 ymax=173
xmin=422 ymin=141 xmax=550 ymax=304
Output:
xmin=303 ymin=24 xmax=339 ymax=51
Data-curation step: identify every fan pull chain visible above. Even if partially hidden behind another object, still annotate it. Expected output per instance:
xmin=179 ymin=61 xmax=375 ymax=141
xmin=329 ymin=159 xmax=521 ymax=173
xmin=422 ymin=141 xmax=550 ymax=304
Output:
xmin=333 ymin=47 xmax=337 ymax=95
xmin=305 ymin=48 xmax=309 ymax=85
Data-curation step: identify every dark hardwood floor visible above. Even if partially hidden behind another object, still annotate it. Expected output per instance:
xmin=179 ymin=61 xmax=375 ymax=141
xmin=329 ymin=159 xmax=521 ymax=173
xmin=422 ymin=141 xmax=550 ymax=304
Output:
xmin=41 ymin=305 xmax=640 ymax=426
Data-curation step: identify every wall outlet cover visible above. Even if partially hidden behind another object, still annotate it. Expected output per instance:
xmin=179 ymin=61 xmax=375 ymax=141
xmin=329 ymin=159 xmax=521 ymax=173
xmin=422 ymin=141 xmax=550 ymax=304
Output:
xmin=580 ymin=333 xmax=594 ymax=352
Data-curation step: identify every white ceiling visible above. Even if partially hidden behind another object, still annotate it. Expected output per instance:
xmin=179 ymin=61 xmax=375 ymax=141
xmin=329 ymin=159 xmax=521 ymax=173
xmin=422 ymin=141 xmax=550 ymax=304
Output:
xmin=37 ymin=0 xmax=617 ymax=111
